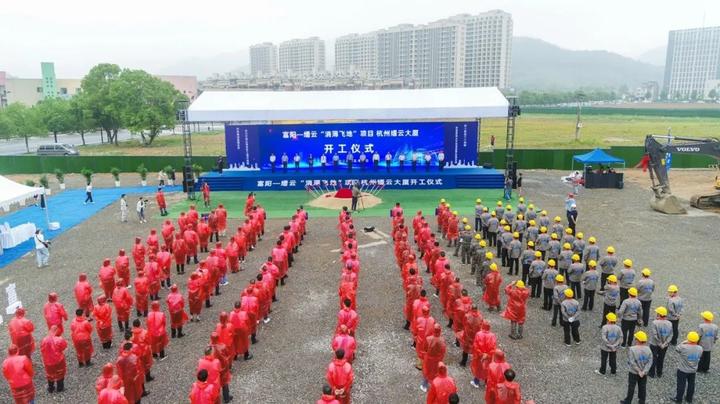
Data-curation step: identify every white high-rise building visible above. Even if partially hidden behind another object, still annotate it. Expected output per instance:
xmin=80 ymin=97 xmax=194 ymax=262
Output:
xmin=250 ymin=43 xmax=278 ymax=77
xmin=335 ymin=33 xmax=378 ymax=77
xmin=278 ymin=37 xmax=326 ymax=77
xmin=663 ymin=26 xmax=720 ymax=99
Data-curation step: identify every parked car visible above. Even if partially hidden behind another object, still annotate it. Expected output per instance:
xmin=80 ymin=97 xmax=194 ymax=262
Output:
xmin=36 ymin=143 xmax=79 ymax=156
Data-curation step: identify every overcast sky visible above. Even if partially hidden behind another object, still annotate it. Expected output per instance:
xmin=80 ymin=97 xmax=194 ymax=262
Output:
xmin=2 ymin=0 xmax=719 ymax=78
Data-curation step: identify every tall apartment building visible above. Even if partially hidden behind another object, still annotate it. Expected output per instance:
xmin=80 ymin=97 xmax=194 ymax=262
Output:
xmin=278 ymin=37 xmax=326 ymax=77
xmin=250 ymin=42 xmax=278 ymax=77
xmin=335 ymin=33 xmax=378 ymax=77
xmin=41 ymin=62 xmax=58 ymax=99
xmin=663 ymin=26 xmax=720 ymax=99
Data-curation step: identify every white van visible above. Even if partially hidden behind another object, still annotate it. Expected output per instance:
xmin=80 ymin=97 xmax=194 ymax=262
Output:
xmin=36 ymin=144 xmax=79 ymax=156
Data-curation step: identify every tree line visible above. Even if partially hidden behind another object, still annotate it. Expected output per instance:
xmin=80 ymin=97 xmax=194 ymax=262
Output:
xmin=0 ymin=63 xmax=188 ymax=152
xmin=510 ymin=89 xmax=619 ymax=106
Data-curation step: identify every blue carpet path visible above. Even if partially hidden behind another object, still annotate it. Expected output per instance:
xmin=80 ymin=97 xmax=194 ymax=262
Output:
xmin=0 ymin=186 xmax=181 ymax=269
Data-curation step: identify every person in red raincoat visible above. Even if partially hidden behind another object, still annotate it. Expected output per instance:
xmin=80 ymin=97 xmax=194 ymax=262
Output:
xmin=131 ymin=320 xmax=153 ymax=383
xmin=326 ymin=349 xmax=354 ymax=404
xmin=115 ymin=249 xmax=131 ymax=289
xmin=485 ymin=350 xmax=512 ymax=404
xmin=155 ymin=188 xmax=167 ymax=216
xmin=144 ymin=254 xmax=161 ymax=301
xmin=502 ymin=281 xmax=530 ymax=340
xmin=452 ymin=289 xmax=472 ymax=340
xmin=184 ymin=225 xmax=200 ymax=264
xmin=157 ymin=245 xmax=172 ymax=288
xmin=410 ymin=291 xmax=430 ymax=333
xmin=74 ymin=273 xmax=94 ymax=317
xmin=272 ymin=241 xmax=289 ymax=284
xmin=166 ymin=284 xmax=188 ymax=338
xmin=460 ymin=305 xmax=483 ymax=367
xmin=172 ymin=232 xmax=187 ymax=274
xmin=131 ymin=237 xmax=146 ymax=272
xmin=240 ymin=286 xmax=259 ymax=344
xmin=226 ymin=237 xmax=240 ymax=273
xmin=146 ymin=229 xmax=159 ymax=255
xmin=317 ymin=385 xmax=341 ymax=404
xmin=70 ymin=308 xmax=94 ymax=366
xmin=146 ymin=301 xmax=168 ymax=360
xmin=188 ymin=272 xmax=204 ymax=322
xmin=196 ymin=347 xmax=221 ymax=392
xmin=9 ymin=307 xmax=35 ymax=358
xmin=197 ymin=218 xmax=211 ymax=253
xmin=426 ymin=362 xmax=457 ymax=404
xmin=93 ymin=296 xmax=114 ymax=349
xmin=161 ymin=220 xmax=175 ymax=251
xmin=208 ymin=210 xmax=219 ymax=243
xmin=229 ymin=301 xmax=253 ymax=361
xmin=116 ymin=343 xmax=143 ymax=404
xmin=413 ymin=305 xmax=437 ymax=371
xmin=210 ymin=331 xmax=233 ymax=403
xmin=43 ymin=293 xmax=68 ymax=335
xmin=2 ymin=344 xmax=35 ymax=403
xmin=201 ymin=182 xmax=211 ymax=208
xmin=332 ymin=325 xmax=357 ymax=363
xmin=98 ymin=375 xmax=129 ymax=404
xmin=244 ymin=192 xmax=255 ymax=216
xmin=98 ymin=258 xmax=116 ymax=301
xmin=216 ymin=204 xmax=228 ymax=236
xmin=336 ymin=299 xmax=359 ymax=336
xmin=495 ymin=368 xmax=523 ymax=404
xmin=253 ymin=274 xmax=271 ymax=323
xmin=404 ymin=276 xmax=423 ymax=330
xmin=40 ymin=325 xmax=67 ymax=393
xmin=134 ymin=270 xmax=150 ymax=317
xmin=422 ymin=324 xmax=446 ymax=391
xmin=112 ymin=279 xmax=133 ymax=332
xmin=339 ymin=278 xmax=357 ymax=311
xmin=188 ymin=205 xmax=200 ymax=229
xmin=95 ymin=362 xmax=116 ymax=394
xmin=189 ymin=369 xmax=219 ymax=404
xmin=483 ymin=263 xmax=503 ymax=311
xmin=471 ymin=321 xmax=497 ymax=387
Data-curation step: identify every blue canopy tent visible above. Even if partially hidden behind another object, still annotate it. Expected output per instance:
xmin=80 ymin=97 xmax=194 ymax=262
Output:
xmin=572 ymin=148 xmax=625 ymax=170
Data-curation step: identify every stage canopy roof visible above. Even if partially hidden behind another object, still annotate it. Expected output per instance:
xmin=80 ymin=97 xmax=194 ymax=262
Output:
xmin=187 ymin=87 xmax=509 ymax=122
xmin=0 ymin=175 xmax=45 ymax=212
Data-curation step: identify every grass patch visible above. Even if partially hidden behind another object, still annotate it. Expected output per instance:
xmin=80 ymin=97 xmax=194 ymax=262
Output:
xmin=78 ymin=130 xmax=224 ymax=156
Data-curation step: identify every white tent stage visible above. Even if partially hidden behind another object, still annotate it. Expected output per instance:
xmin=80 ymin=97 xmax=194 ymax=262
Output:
xmin=187 ymin=87 xmax=509 ymax=122
xmin=0 ymin=175 xmax=45 ymax=212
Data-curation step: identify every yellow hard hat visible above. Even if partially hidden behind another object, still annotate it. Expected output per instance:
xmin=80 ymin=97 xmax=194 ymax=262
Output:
xmin=446 ymin=203 xmax=451 ymax=208
xmin=555 ymin=274 xmax=564 ymax=282
xmin=491 ymin=211 xmax=496 ymax=217
xmin=563 ymin=242 xmax=571 ymax=249
xmin=554 ymin=216 xmax=561 ymax=222
xmin=701 ymin=311 xmax=714 ymax=322
xmin=462 ymin=218 xmax=469 ymax=224
xmin=519 ymin=197 xmax=525 ymax=203
xmin=474 ymin=234 xmax=482 ymax=240
xmin=479 ymin=240 xmax=487 ymax=247
xmin=513 ymin=232 xmax=520 ymax=238
xmin=528 ymin=204 xmax=535 ymax=209
xmin=548 ymin=259 xmax=556 ymax=267
xmin=500 ymin=219 xmax=507 ymax=225
xmin=527 ymin=241 xmax=535 ymax=247
xmin=465 ymin=225 xmax=471 ymax=231
xmin=606 ymin=312 xmax=617 ymax=322
xmin=490 ymin=263 xmax=498 ymax=271
xmin=607 ymin=274 xmax=617 ymax=283
xmin=606 ymin=246 xmax=615 ymax=254
xmin=565 ymin=228 xmax=573 ymax=234
xmin=667 ymin=285 xmax=678 ymax=293
xmin=623 ymin=259 xmax=633 ymax=267
xmin=628 ymin=287 xmax=638 ymax=297
xmin=564 ymin=288 xmax=574 ymax=298
xmin=517 ymin=214 xmax=524 ymax=220
xmin=576 ymin=232 xmax=584 ymax=239
xmin=641 ymin=268 xmax=651 ymax=277
xmin=452 ymin=211 xmax=458 ymax=216
xmin=497 ymin=201 xmax=503 ymax=206
xmin=483 ymin=207 xmax=489 ymax=212
xmin=688 ymin=331 xmax=700 ymax=343
xmin=588 ymin=260 xmax=597 ymax=267
xmin=551 ymin=233 xmax=558 ymax=240
xmin=476 ymin=198 xmax=482 ymax=204
xmin=529 ymin=220 xmax=536 ymax=226
xmin=588 ymin=236 xmax=596 ymax=243
xmin=540 ymin=226 xmax=547 ymax=233
xmin=655 ymin=306 xmax=668 ymax=317
xmin=572 ymin=254 xmax=580 ymax=261
xmin=503 ymin=225 xmax=511 ymax=231
xmin=534 ymin=251 xmax=542 ymax=258
xmin=541 ymin=210 xmax=547 ymax=215
xmin=485 ymin=252 xmax=494 ymax=259
xmin=634 ymin=331 xmax=648 ymax=343
xmin=516 ymin=280 xmax=525 ymax=288
xmin=505 ymin=204 xmax=512 ymax=210
xmin=440 ymin=198 xmax=446 ymax=203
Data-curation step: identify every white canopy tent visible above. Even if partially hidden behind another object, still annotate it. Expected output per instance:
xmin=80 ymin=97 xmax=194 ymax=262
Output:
xmin=0 ymin=175 xmax=45 ymax=212
xmin=187 ymin=87 xmax=509 ymax=122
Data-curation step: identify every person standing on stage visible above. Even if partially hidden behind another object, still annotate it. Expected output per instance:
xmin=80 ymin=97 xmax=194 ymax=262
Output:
xmin=412 ymin=151 xmax=419 ymax=171
xmin=399 ymin=152 xmax=406 ymax=170
xmin=359 ymin=153 xmax=367 ymax=170
xmin=351 ymin=183 xmax=361 ymax=212
xmin=320 ymin=153 xmax=327 ymax=170
xmin=438 ymin=151 xmax=445 ymax=170
xmin=372 ymin=151 xmax=380 ymax=170
xmin=346 ymin=153 xmax=353 ymax=171
xmin=308 ymin=153 xmax=314 ymax=171
xmin=281 ymin=152 xmax=289 ymax=172
xmin=269 ymin=153 xmax=277 ymax=172
xmin=385 ymin=151 xmax=392 ymax=171
xmin=293 ymin=153 xmax=301 ymax=171
xmin=333 ymin=153 xmax=340 ymax=169
xmin=424 ymin=153 xmax=432 ymax=171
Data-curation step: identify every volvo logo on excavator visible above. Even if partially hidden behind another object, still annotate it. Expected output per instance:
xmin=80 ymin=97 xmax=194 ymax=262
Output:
xmin=675 ymin=147 xmax=701 ymax=152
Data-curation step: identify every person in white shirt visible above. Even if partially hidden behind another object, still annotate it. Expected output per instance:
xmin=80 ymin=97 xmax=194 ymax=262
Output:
xmin=269 ymin=153 xmax=277 ymax=172
xmin=281 ymin=152 xmax=289 ymax=172
xmin=411 ymin=152 xmax=419 ymax=171
xmin=385 ymin=152 xmax=392 ymax=172
xmin=359 ymin=153 xmax=367 ymax=170
xmin=346 ymin=153 xmax=353 ymax=171
xmin=34 ymin=229 xmax=49 ymax=267
xmin=320 ymin=154 xmax=327 ymax=170
xmin=372 ymin=152 xmax=380 ymax=170
xmin=332 ymin=153 xmax=340 ymax=169
xmin=157 ymin=170 xmax=166 ymax=186
xmin=424 ymin=153 xmax=432 ymax=171
xmin=120 ymin=194 xmax=129 ymax=222
xmin=293 ymin=153 xmax=301 ymax=171
xmin=398 ymin=153 xmax=406 ymax=170
xmin=84 ymin=183 xmax=94 ymax=204
xmin=136 ymin=198 xmax=147 ymax=223
xmin=438 ymin=151 xmax=446 ymax=171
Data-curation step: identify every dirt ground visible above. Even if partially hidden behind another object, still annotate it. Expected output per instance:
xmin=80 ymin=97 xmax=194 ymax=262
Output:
xmin=623 ymin=168 xmax=719 ymax=203
xmin=0 ymin=170 xmax=719 ymax=403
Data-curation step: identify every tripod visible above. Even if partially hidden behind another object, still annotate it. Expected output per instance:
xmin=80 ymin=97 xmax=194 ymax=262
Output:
xmin=358 ymin=194 xmax=365 ymax=211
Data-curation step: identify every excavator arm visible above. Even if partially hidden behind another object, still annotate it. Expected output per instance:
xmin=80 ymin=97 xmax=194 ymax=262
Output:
xmin=644 ymin=135 xmax=720 ymax=213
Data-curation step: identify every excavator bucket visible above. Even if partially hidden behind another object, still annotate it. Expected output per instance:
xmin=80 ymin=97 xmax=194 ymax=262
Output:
xmin=650 ymin=194 xmax=686 ymax=214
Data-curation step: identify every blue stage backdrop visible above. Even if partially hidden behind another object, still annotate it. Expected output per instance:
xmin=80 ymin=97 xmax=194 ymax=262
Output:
xmin=225 ymin=121 xmax=479 ymax=169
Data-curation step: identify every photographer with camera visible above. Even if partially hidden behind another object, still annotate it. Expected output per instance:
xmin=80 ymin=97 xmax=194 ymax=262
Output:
xmin=35 ymin=229 xmax=50 ymax=267
xmin=137 ymin=197 xmax=149 ymax=224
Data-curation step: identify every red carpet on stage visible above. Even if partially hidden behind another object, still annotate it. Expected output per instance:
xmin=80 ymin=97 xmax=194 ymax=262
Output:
xmin=334 ymin=188 xmax=353 ymax=198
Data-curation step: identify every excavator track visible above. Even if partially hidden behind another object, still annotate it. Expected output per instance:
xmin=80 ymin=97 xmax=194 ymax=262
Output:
xmin=690 ymin=192 xmax=720 ymax=210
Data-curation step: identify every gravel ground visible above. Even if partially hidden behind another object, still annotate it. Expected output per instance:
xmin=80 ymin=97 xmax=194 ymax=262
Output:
xmin=0 ymin=170 xmax=718 ymax=403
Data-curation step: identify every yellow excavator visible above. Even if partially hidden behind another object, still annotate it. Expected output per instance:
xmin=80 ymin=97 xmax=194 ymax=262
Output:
xmin=645 ymin=134 xmax=720 ymax=214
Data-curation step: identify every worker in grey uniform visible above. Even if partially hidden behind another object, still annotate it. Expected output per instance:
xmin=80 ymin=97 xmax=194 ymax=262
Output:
xmin=697 ymin=311 xmax=718 ymax=373
xmin=479 ymin=207 xmax=491 ymax=240
xmin=536 ymin=227 xmax=550 ymax=261
xmin=465 ymin=233 xmax=479 ymax=266
xmin=547 ymin=233 xmax=561 ymax=262
xmin=560 ymin=288 xmax=581 ymax=346
xmin=551 ymin=271 xmax=568 ymax=326
xmin=525 ymin=204 xmax=537 ymax=221
xmin=667 ymin=284 xmax=684 ymax=345
xmin=456 ymin=225 xmax=472 ymax=261
xmin=597 ymin=312 xmax=622 ymax=375
xmin=617 ymin=259 xmax=636 ymax=304
xmin=499 ymin=225 xmax=513 ymax=268
xmin=493 ymin=201 xmax=504 ymax=220
xmin=600 ymin=274 xmax=620 ymax=327
xmin=617 ymin=287 xmax=643 ymax=348
xmin=542 ymin=261 xmax=559 ymax=311
xmin=636 ymin=268 xmax=655 ymax=327
xmin=515 ymin=197 xmax=527 ymax=215
xmin=580 ymin=260 xmax=599 ymax=311
xmin=525 ymin=220 xmax=539 ymax=245
xmin=572 ymin=232 xmax=586 ymax=262
xmin=486 ymin=212 xmax=499 ymax=247
xmin=621 ymin=331 xmax=652 ymax=404
xmin=512 ymin=214 xmax=527 ymax=242
xmin=502 ymin=205 xmax=515 ymax=225
xmin=557 ymin=243 xmax=573 ymax=278
xmin=507 ymin=232 xmax=522 ymax=276
xmin=538 ymin=210 xmax=550 ymax=229
xmin=473 ymin=199 xmax=485 ymax=232
xmin=561 ymin=227 xmax=575 ymax=247
xmin=648 ymin=306 xmax=672 ymax=378
xmin=567 ymin=254 xmax=584 ymax=299
xmin=598 ymin=246 xmax=618 ymax=290
xmin=583 ymin=236 xmax=600 ymax=271
xmin=520 ymin=241 xmax=536 ymax=285
xmin=477 ymin=252 xmax=496 ymax=288
xmin=671 ymin=331 xmax=703 ymax=403
xmin=471 ymin=239 xmax=486 ymax=276
xmin=528 ymin=252 xmax=545 ymax=299
xmin=550 ymin=216 xmax=564 ymax=237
